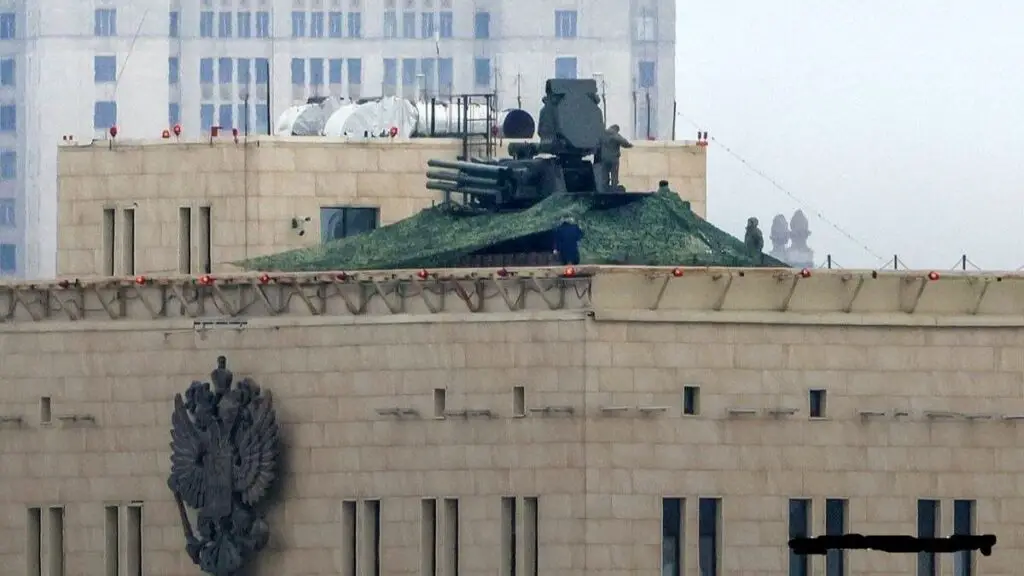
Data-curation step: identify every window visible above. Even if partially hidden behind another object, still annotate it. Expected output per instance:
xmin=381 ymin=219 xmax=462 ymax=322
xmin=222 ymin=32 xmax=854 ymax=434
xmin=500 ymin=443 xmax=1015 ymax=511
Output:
xmin=0 ymin=242 xmax=15 ymax=272
xmin=104 ymin=506 xmax=118 ymax=576
xmin=917 ymin=500 xmax=939 ymax=576
xmin=442 ymin=499 xmax=459 ymax=576
xmin=422 ymin=499 xmax=437 ymax=576
xmin=555 ymin=10 xmax=577 ymax=38
xmin=168 ymin=57 xmax=179 ymax=84
xmin=0 ymin=13 xmax=14 ymax=39
xmin=290 ymin=58 xmax=305 ymax=85
xmin=310 ymin=12 xmax=324 ymax=37
xmin=348 ymin=12 xmax=361 ymax=37
xmin=825 ymin=499 xmax=847 ymax=576
xmin=512 ymin=386 xmax=525 ymax=417
xmin=473 ymin=58 xmax=490 ymax=87
xmin=329 ymin=59 xmax=343 ymax=84
xmin=662 ymin=498 xmax=683 ymax=576
xmin=421 ymin=58 xmax=435 ymax=94
xmin=237 ymin=12 xmax=252 ymax=37
xmin=255 ymin=104 xmax=269 ymax=134
xmin=125 ymin=505 xmax=142 ymax=575
xmin=0 ymin=198 xmax=13 ymax=226
xmin=402 ymin=12 xmax=416 ymax=38
xmin=698 ymin=498 xmax=720 ymax=576
xmin=321 ymin=207 xmax=378 ymax=242
xmin=168 ymin=103 xmax=180 ymax=126
xmin=122 ymin=208 xmax=135 ymax=275
xmin=47 ymin=507 xmax=64 ymax=576
xmin=178 ymin=207 xmax=191 ymax=273
xmin=0 ymin=58 xmax=12 ymax=86
xmin=635 ymin=7 xmax=657 ymax=42
xmin=200 ymin=58 xmax=213 ymax=83
xmin=198 ymin=206 xmax=212 ymax=274
xmin=0 ymin=150 xmax=14 ymax=180
xmin=789 ymin=499 xmax=811 ymax=576
xmin=218 ymin=12 xmax=232 ymax=37
xmin=255 ymin=58 xmax=269 ymax=85
xmin=218 ymin=105 xmax=232 ymax=129
xmin=0 ymin=104 xmax=15 ymax=132
xmin=364 ymin=501 xmax=381 ymax=576
xmin=501 ymin=497 xmax=516 ymax=576
xmin=255 ymin=11 xmax=270 ymax=37
xmin=438 ymin=58 xmax=452 ymax=91
xmin=953 ymin=500 xmax=974 ymax=576
xmin=95 ymin=9 xmax=117 ymax=36
xmin=39 ymin=396 xmax=51 ymax=424
xmin=342 ymin=500 xmax=357 ymax=576
xmin=383 ymin=58 xmax=397 ymax=87
xmin=439 ymin=11 xmax=453 ymax=38
xmin=809 ymin=389 xmax=826 ymax=418
xmin=310 ymin=58 xmax=324 ymax=87
xmin=554 ymin=57 xmax=577 ymax=79
xmin=94 ymin=101 xmax=116 ymax=130
xmin=238 ymin=59 xmax=250 ymax=84
xmin=639 ymin=60 xmax=656 ymax=88
xmin=218 ymin=57 xmax=233 ymax=84
xmin=474 ymin=11 xmax=490 ymax=39
xmin=421 ymin=12 xmax=436 ymax=39
xmin=348 ymin=59 xmax=362 ymax=85
xmin=683 ymin=385 xmax=700 ymax=415
xmin=200 ymin=104 xmax=214 ymax=131
xmin=291 ymin=11 xmax=306 ymax=37
xmin=27 ymin=507 xmax=41 ymax=575
xmin=169 ymin=11 xmax=179 ymax=37
xmin=94 ymin=56 xmax=116 ymax=83
xmin=383 ymin=11 xmax=397 ymax=38
xmin=199 ymin=11 xmax=214 ymax=37
xmin=401 ymin=59 xmax=417 ymax=86
xmin=329 ymin=12 xmax=343 ymax=37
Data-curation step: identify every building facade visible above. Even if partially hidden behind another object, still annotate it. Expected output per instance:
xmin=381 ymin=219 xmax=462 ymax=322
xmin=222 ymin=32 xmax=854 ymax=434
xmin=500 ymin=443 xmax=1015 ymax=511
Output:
xmin=0 ymin=0 xmax=675 ymax=279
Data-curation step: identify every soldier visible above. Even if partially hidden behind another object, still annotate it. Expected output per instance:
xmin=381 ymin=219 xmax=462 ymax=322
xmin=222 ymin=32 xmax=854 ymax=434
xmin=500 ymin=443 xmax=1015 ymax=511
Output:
xmin=744 ymin=217 xmax=765 ymax=263
xmin=553 ymin=218 xmax=584 ymax=266
xmin=597 ymin=124 xmax=633 ymax=191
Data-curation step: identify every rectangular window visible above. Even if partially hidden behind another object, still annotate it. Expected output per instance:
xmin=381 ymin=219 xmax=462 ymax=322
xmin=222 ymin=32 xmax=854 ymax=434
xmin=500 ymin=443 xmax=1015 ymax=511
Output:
xmin=0 ymin=58 xmax=13 ymax=86
xmin=0 ymin=242 xmax=14 ymax=273
xmin=421 ymin=12 xmax=436 ymax=39
xmin=402 ymin=58 xmax=417 ymax=86
xmin=237 ymin=59 xmax=250 ymax=84
xmin=348 ymin=59 xmax=362 ymax=86
xmin=178 ymin=207 xmax=191 ymax=273
xmin=438 ymin=11 xmax=453 ymax=38
xmin=0 ymin=13 xmax=15 ymax=39
xmin=348 ymin=12 xmax=362 ymax=37
xmin=438 ymin=58 xmax=453 ymax=92
xmin=383 ymin=11 xmax=397 ymax=38
xmin=199 ymin=11 xmax=214 ymax=37
xmin=200 ymin=58 xmax=214 ymax=83
xmin=122 ymin=208 xmax=135 ymax=275
xmin=501 ymin=497 xmax=516 ymax=576
xmin=402 ymin=12 xmax=416 ymax=38
xmin=698 ymin=498 xmax=720 ymax=576
xmin=0 ymin=150 xmax=13 ymax=180
xmin=93 ymin=101 xmax=116 ymax=131
xmin=40 ymin=397 xmax=51 ymax=423
xmin=256 ymin=104 xmax=269 ymax=134
xmin=953 ymin=500 xmax=974 ymax=576
xmin=0 ymin=104 xmax=13 ymax=132
xmin=329 ymin=59 xmax=344 ymax=84
xmin=363 ymin=500 xmax=381 ymax=576
xmin=554 ymin=10 xmax=577 ymax=38
xmin=328 ymin=12 xmax=344 ymax=37
xmin=474 ymin=58 xmax=490 ymax=87
xmin=168 ymin=57 xmax=179 ymax=85
xmin=291 ymin=58 xmax=305 ymax=85
xmin=218 ymin=57 xmax=233 ymax=84
xmin=383 ymin=58 xmax=397 ymax=87
xmin=663 ymin=498 xmax=683 ymax=576
xmin=94 ymin=9 xmax=116 ymax=37
xmin=433 ymin=388 xmax=446 ymax=418
xmin=788 ymin=499 xmax=811 ymax=576
xmin=443 ymin=498 xmax=459 ymax=576
xmin=94 ymin=55 xmax=117 ymax=83
xmin=27 ymin=507 xmax=41 ymax=576
xmin=169 ymin=11 xmax=179 ymax=37
xmin=422 ymin=499 xmax=437 ymax=576
xmin=421 ymin=58 xmax=435 ymax=95
xmin=104 ymin=506 xmax=118 ymax=576
xmin=341 ymin=500 xmax=357 ymax=576
xmin=474 ymin=11 xmax=490 ymax=39
xmin=237 ymin=12 xmax=252 ymax=38
xmin=825 ymin=498 xmax=847 ymax=576
xmin=126 ymin=505 xmax=142 ymax=576
xmin=102 ymin=208 xmax=116 ymax=275
xmin=917 ymin=499 xmax=939 ymax=576
xmin=310 ymin=12 xmax=325 ymax=37
xmin=255 ymin=58 xmax=269 ymax=84
xmin=513 ymin=386 xmax=525 ymax=417
xmin=554 ymin=57 xmax=577 ymax=80
xmin=200 ymin=105 xmax=214 ymax=130
xmin=524 ymin=497 xmax=538 ymax=576
xmin=169 ymin=103 xmax=180 ymax=126
xmin=310 ymin=58 xmax=324 ymax=87
xmin=47 ymin=507 xmax=65 ymax=576
xmin=635 ymin=8 xmax=657 ymax=42
xmin=291 ymin=11 xmax=306 ymax=37
xmin=218 ymin=104 xmax=232 ymax=129
xmin=198 ymin=206 xmax=211 ymax=274
xmin=320 ymin=206 xmax=378 ymax=242
xmin=809 ymin=389 xmax=826 ymax=418
xmin=218 ymin=12 xmax=232 ymax=37
xmin=639 ymin=60 xmax=656 ymax=88
xmin=255 ymin=11 xmax=270 ymax=37
xmin=0 ymin=198 xmax=13 ymax=226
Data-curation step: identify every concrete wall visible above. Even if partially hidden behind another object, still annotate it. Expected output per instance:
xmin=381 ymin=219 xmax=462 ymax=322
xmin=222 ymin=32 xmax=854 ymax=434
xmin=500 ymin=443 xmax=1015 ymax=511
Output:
xmin=55 ymin=137 xmax=706 ymax=278
xmin=0 ymin=267 xmax=1022 ymax=575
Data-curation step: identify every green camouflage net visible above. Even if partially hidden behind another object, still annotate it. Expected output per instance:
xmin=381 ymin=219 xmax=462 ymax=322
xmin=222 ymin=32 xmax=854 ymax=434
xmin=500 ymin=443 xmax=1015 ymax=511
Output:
xmin=239 ymin=190 xmax=786 ymax=271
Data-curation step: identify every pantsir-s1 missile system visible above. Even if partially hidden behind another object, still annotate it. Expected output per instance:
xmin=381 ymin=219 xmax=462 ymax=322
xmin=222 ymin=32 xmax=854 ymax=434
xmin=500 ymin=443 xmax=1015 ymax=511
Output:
xmin=425 ymin=78 xmax=615 ymax=211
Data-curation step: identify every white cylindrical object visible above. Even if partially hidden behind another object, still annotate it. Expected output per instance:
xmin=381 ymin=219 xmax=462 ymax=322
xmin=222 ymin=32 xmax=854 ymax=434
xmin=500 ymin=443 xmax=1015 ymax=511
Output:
xmin=413 ymin=101 xmax=493 ymax=136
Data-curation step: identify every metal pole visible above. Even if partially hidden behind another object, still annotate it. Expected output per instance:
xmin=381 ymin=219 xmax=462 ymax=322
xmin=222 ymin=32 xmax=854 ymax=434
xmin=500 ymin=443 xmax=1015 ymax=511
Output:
xmin=645 ymin=90 xmax=652 ymax=139
xmin=265 ymin=60 xmax=272 ymax=135
xmin=961 ymin=254 xmax=967 ymax=271
xmin=671 ymin=100 xmax=677 ymax=140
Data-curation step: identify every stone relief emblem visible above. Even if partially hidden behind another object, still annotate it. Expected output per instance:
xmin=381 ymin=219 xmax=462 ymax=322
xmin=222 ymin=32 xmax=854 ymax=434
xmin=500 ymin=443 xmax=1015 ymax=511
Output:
xmin=168 ymin=356 xmax=281 ymax=576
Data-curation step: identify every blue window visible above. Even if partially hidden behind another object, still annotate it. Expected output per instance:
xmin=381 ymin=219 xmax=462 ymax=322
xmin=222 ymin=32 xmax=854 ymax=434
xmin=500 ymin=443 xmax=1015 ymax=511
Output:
xmin=218 ymin=104 xmax=233 ymax=129
xmin=698 ymin=498 xmax=720 ymax=576
xmin=169 ymin=11 xmax=179 ymax=37
xmin=383 ymin=58 xmax=397 ymax=86
xmin=93 ymin=101 xmax=117 ymax=130
xmin=555 ymin=56 xmax=577 ymax=79
xmin=329 ymin=12 xmax=343 ymax=37
xmin=421 ymin=12 xmax=436 ymax=39
xmin=421 ymin=58 xmax=434 ymax=90
xmin=0 ymin=13 xmax=14 ymax=39
xmin=168 ymin=57 xmax=179 ymax=84
xmin=402 ymin=12 xmax=415 ymax=38
xmin=310 ymin=58 xmax=324 ymax=86
xmin=237 ymin=12 xmax=252 ymax=38
xmin=0 ymin=59 xmax=13 ymax=87
xmin=917 ymin=500 xmax=938 ymax=576
xmin=438 ymin=58 xmax=453 ymax=90
xmin=255 ymin=58 xmax=269 ymax=84
xmin=218 ymin=58 xmax=233 ymax=84
xmin=789 ymin=499 xmax=811 ymax=576
xmin=94 ymin=55 xmax=116 ymax=83
xmin=0 ymin=198 xmax=13 ymax=227
xmin=255 ymin=104 xmax=269 ymax=134
xmin=95 ymin=9 xmax=117 ymax=36
xmin=310 ymin=12 xmax=324 ymax=37
xmin=474 ymin=12 xmax=490 ymax=39
xmin=474 ymin=58 xmax=490 ymax=86
xmin=825 ymin=499 xmax=847 ymax=576
xmin=347 ymin=12 xmax=361 ymax=37
xmin=0 ymin=104 xmax=14 ymax=132
xmin=237 ymin=59 xmax=250 ymax=84
xmin=348 ymin=59 xmax=362 ymax=85
xmin=218 ymin=12 xmax=232 ymax=37
xmin=169 ymin=102 xmax=180 ymax=126
xmin=199 ymin=11 xmax=214 ymax=37
xmin=663 ymin=498 xmax=682 ymax=576
xmin=639 ymin=60 xmax=656 ymax=88
xmin=402 ymin=59 xmax=417 ymax=85
xmin=200 ymin=104 xmax=214 ymax=130
xmin=953 ymin=500 xmax=974 ymax=576
xmin=290 ymin=58 xmax=305 ymax=85
xmin=554 ymin=10 xmax=577 ymax=38
xmin=329 ymin=59 xmax=343 ymax=84
xmin=200 ymin=58 xmax=214 ymax=83
xmin=383 ymin=11 xmax=397 ymax=38
xmin=255 ymin=11 xmax=270 ymax=37
xmin=0 ymin=243 xmax=15 ymax=273
xmin=0 ymin=150 xmax=14 ymax=180
xmin=291 ymin=11 xmax=306 ymax=37
xmin=439 ymin=12 xmax=453 ymax=38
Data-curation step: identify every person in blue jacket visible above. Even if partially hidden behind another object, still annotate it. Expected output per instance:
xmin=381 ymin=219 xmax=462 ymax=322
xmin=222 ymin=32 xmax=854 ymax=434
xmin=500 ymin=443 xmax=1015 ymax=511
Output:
xmin=553 ymin=218 xmax=584 ymax=265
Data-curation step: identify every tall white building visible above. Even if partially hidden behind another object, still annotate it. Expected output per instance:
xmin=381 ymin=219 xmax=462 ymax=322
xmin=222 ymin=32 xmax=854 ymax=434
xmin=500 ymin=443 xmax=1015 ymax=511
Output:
xmin=6 ymin=0 xmax=675 ymax=279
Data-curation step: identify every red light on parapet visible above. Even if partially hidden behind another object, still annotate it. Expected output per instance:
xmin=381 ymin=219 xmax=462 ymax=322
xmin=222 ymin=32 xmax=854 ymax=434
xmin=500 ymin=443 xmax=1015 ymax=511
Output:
xmin=417 ymin=269 xmax=430 ymax=280
xmin=389 ymin=126 xmax=399 ymax=137
xmin=672 ymin=267 xmax=684 ymax=277
xmin=497 ymin=267 xmax=509 ymax=278
xmin=800 ymin=268 xmax=812 ymax=278
xmin=134 ymin=275 xmax=147 ymax=285
xmin=162 ymin=129 xmax=170 ymax=139
xmin=57 ymin=279 xmax=70 ymax=289
xmin=258 ymin=273 xmax=271 ymax=284
xmin=109 ymin=126 xmax=118 ymax=138
xmin=928 ymin=271 xmax=940 ymax=281
xmin=199 ymin=275 xmax=213 ymax=286
xmin=336 ymin=272 xmax=348 ymax=281
xmin=172 ymin=124 xmax=182 ymax=136
xmin=563 ymin=266 xmax=577 ymax=277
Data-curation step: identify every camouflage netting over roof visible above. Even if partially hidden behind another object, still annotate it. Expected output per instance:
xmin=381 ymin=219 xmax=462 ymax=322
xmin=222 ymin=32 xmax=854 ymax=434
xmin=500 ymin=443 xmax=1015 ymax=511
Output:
xmin=240 ymin=190 xmax=786 ymax=271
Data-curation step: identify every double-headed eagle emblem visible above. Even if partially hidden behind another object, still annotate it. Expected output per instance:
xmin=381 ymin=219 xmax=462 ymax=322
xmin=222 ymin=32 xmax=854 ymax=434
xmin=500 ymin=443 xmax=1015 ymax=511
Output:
xmin=167 ymin=356 xmax=281 ymax=576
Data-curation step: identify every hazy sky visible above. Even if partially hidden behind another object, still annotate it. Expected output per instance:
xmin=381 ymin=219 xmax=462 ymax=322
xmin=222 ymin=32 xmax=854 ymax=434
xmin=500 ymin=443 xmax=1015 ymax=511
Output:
xmin=677 ymin=0 xmax=1024 ymax=270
